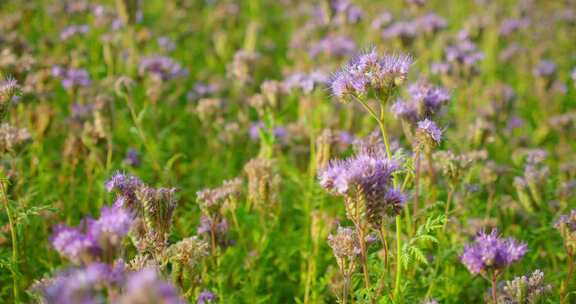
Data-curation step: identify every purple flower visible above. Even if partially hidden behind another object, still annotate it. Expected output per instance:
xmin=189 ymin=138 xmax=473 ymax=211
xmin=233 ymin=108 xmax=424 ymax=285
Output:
xmin=139 ymin=56 xmax=188 ymax=80
xmin=445 ymin=39 xmax=484 ymax=68
xmin=39 ymin=262 xmax=119 ymax=304
xmin=415 ymin=13 xmax=448 ymax=34
xmin=60 ymin=25 xmax=89 ymax=41
xmin=371 ymin=11 xmax=393 ymax=30
xmin=88 ymin=206 xmax=134 ymax=246
xmin=157 ymin=36 xmax=176 ymax=52
xmin=197 ymin=290 xmax=217 ymax=304
xmin=119 ymin=268 xmax=185 ymax=304
xmin=330 ymin=50 xmax=413 ymax=100
xmin=391 ymin=98 xmax=418 ymax=121
xmin=53 ymin=67 xmax=91 ymax=89
xmin=105 ymin=172 xmax=143 ymax=195
xmin=318 ymin=153 xmax=398 ymax=196
xmin=533 ymin=60 xmax=556 ymax=78
xmin=308 ymin=35 xmax=356 ymax=58
xmin=460 ymin=230 xmax=527 ymax=275
xmin=124 ymin=148 xmax=140 ymax=167
xmin=408 ymin=82 xmax=451 ymax=116
xmin=499 ymin=18 xmax=530 ymax=36
xmin=383 ymin=21 xmax=418 ymax=43
xmin=417 ymin=119 xmax=443 ymax=144
xmin=50 ymin=224 xmax=98 ymax=264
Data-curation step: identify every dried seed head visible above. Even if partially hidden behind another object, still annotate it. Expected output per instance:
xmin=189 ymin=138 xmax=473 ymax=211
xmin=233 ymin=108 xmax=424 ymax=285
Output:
xmin=167 ymin=236 xmax=209 ymax=268
xmin=0 ymin=123 xmax=31 ymax=152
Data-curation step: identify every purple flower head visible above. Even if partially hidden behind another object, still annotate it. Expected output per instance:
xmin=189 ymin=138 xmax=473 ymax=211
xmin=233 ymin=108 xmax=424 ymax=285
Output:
xmin=309 ymin=35 xmax=356 ymax=58
xmin=120 ymin=268 xmax=185 ymax=304
xmin=329 ymin=70 xmax=367 ymax=99
xmin=55 ymin=68 xmax=91 ymax=89
xmin=555 ymin=209 xmax=576 ymax=248
xmin=157 ymin=36 xmax=176 ymax=52
xmin=124 ymin=148 xmax=140 ymax=167
xmin=383 ymin=21 xmax=418 ymax=42
xmin=408 ymin=82 xmax=451 ymax=117
xmin=50 ymin=224 xmax=98 ymax=264
xmin=499 ymin=18 xmax=530 ymax=36
xmin=88 ymin=206 xmax=134 ymax=249
xmin=417 ymin=119 xmax=443 ymax=145
xmin=318 ymin=153 xmax=398 ymax=196
xmin=533 ymin=60 xmax=556 ymax=78
xmin=105 ymin=172 xmax=143 ymax=194
xmin=446 ymin=39 xmax=484 ymax=68
xmin=431 ymin=61 xmax=451 ymax=75
xmin=371 ymin=11 xmax=393 ymax=30
xmin=39 ymin=262 xmax=118 ymax=304
xmin=380 ymin=53 xmax=414 ymax=86
xmin=60 ymin=25 xmax=89 ymax=41
xmin=415 ymin=13 xmax=448 ymax=34
xmin=282 ymin=71 xmax=328 ymax=94
xmin=139 ymin=56 xmax=188 ymax=80
xmin=197 ymin=290 xmax=217 ymax=304
xmin=391 ymin=98 xmax=418 ymax=122
xmin=460 ymin=230 xmax=527 ymax=275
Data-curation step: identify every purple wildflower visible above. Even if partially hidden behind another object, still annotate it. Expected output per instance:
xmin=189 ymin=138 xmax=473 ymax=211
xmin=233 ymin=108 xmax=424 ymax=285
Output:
xmin=382 ymin=21 xmax=418 ymax=43
xmin=53 ymin=67 xmax=91 ymax=89
xmin=139 ymin=56 xmax=188 ymax=80
xmin=445 ymin=39 xmax=484 ymax=68
xmin=417 ymin=119 xmax=443 ymax=145
xmin=371 ymin=11 xmax=393 ymax=30
xmin=119 ymin=268 xmax=186 ymax=304
xmin=197 ymin=290 xmax=217 ymax=304
xmin=124 ymin=148 xmax=140 ymax=167
xmin=460 ymin=230 xmax=527 ymax=275
xmin=408 ymin=82 xmax=451 ymax=116
xmin=499 ymin=18 xmax=530 ymax=36
xmin=88 ymin=206 xmax=134 ymax=247
xmin=533 ymin=60 xmax=556 ymax=78
xmin=318 ymin=153 xmax=402 ymax=221
xmin=157 ymin=36 xmax=176 ymax=52
xmin=308 ymin=35 xmax=356 ymax=58
xmin=50 ymin=224 xmax=98 ymax=264
xmin=105 ymin=172 xmax=143 ymax=194
xmin=60 ymin=25 xmax=89 ymax=41
xmin=391 ymin=98 xmax=418 ymax=121
xmin=415 ymin=13 xmax=448 ymax=34
xmin=39 ymin=262 xmax=120 ymax=304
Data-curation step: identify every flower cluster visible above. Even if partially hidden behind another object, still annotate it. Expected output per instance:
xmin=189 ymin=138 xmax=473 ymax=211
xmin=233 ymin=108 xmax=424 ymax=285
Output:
xmin=555 ymin=209 xmax=576 ymax=251
xmin=498 ymin=270 xmax=552 ymax=304
xmin=319 ymin=153 xmax=404 ymax=225
xmin=391 ymin=81 xmax=451 ymax=122
xmin=51 ymin=66 xmax=91 ymax=89
xmin=329 ymin=49 xmax=413 ymax=101
xmin=50 ymin=205 xmax=133 ymax=264
xmin=139 ymin=56 xmax=188 ymax=81
xmin=461 ymin=230 xmax=527 ymax=275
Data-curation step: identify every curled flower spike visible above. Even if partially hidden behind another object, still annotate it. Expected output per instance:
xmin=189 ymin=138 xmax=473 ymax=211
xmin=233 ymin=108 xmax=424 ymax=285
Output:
xmin=416 ymin=119 xmax=443 ymax=148
xmin=328 ymin=227 xmax=361 ymax=260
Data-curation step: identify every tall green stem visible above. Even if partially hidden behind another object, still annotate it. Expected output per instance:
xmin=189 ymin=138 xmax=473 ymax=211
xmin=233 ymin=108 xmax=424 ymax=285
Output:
xmin=394 ymin=215 xmax=402 ymax=301
xmin=1 ymin=178 xmax=19 ymax=303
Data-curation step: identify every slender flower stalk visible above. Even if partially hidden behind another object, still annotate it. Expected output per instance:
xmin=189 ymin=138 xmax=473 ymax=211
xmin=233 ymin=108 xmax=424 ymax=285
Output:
xmin=329 ymin=49 xmax=412 ymax=301
xmin=1 ymin=177 xmax=19 ymax=303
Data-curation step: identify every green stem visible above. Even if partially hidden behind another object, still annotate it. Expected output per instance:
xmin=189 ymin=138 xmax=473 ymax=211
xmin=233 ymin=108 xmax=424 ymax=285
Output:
xmin=1 ymin=178 xmax=19 ymax=303
xmin=394 ymin=215 xmax=402 ymax=301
